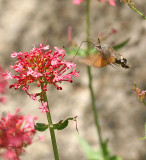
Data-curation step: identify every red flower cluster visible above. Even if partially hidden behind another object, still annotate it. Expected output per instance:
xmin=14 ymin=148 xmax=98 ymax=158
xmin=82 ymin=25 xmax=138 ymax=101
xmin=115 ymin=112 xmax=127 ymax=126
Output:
xmin=0 ymin=108 xmax=37 ymax=160
xmin=0 ymin=66 xmax=8 ymax=104
xmin=3 ymin=43 xmax=79 ymax=93
xmin=98 ymin=0 xmax=116 ymax=6
xmin=73 ymin=0 xmax=116 ymax=6
xmin=2 ymin=43 xmax=79 ymax=113
xmin=73 ymin=0 xmax=84 ymax=4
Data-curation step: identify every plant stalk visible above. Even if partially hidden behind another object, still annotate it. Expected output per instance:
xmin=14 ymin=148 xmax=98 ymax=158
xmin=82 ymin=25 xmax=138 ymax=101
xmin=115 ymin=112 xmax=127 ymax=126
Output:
xmin=86 ymin=0 xmax=107 ymax=159
xmin=42 ymin=85 xmax=59 ymax=160
xmin=128 ymin=3 xmax=146 ymax=19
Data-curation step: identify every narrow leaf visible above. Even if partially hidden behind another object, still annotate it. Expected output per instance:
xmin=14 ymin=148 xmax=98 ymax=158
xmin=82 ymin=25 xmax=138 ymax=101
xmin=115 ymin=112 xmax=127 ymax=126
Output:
xmin=113 ymin=38 xmax=130 ymax=50
xmin=77 ymin=135 xmax=122 ymax=160
xmin=53 ymin=118 xmax=73 ymax=130
xmin=77 ymin=135 xmax=103 ymax=160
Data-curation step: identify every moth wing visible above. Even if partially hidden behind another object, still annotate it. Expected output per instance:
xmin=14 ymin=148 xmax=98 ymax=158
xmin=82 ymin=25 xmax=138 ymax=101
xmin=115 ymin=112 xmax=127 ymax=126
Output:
xmin=93 ymin=55 xmax=114 ymax=68
xmin=79 ymin=52 xmax=116 ymax=68
xmin=93 ymin=56 xmax=106 ymax=68
xmin=93 ymin=50 xmax=116 ymax=68
xmin=79 ymin=54 xmax=100 ymax=66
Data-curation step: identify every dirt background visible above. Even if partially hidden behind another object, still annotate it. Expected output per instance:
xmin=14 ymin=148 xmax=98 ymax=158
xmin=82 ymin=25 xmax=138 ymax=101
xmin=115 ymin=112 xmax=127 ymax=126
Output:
xmin=0 ymin=0 xmax=146 ymax=160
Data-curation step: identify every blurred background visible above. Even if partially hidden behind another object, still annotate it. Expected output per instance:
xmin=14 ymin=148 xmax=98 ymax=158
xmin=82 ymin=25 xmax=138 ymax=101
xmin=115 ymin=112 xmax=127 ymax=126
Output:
xmin=0 ymin=0 xmax=146 ymax=160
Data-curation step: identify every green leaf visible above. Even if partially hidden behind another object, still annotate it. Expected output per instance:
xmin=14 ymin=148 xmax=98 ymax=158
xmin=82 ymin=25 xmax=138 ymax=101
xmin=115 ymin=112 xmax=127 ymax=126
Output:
xmin=77 ymin=135 xmax=102 ymax=160
xmin=140 ymin=136 xmax=146 ymax=140
xmin=53 ymin=118 xmax=74 ymax=130
xmin=67 ymin=48 xmax=87 ymax=56
xmin=67 ymin=47 xmax=97 ymax=57
xmin=113 ymin=38 xmax=130 ymax=50
xmin=109 ymin=155 xmax=123 ymax=160
xmin=77 ymin=135 xmax=122 ymax=160
xmin=35 ymin=123 xmax=48 ymax=132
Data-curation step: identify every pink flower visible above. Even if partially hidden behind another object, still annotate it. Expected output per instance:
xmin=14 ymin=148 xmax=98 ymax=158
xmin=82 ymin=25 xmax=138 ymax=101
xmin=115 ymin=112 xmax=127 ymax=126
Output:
xmin=39 ymin=102 xmax=49 ymax=113
xmin=3 ymin=43 xmax=79 ymax=95
xmin=38 ymin=136 xmax=44 ymax=142
xmin=73 ymin=0 xmax=116 ymax=6
xmin=0 ymin=109 xmax=37 ymax=160
xmin=98 ymin=0 xmax=116 ymax=6
xmin=109 ymin=0 xmax=116 ymax=6
xmin=3 ymin=149 xmax=19 ymax=160
xmin=42 ymin=85 xmax=47 ymax=91
xmin=68 ymin=26 xmax=72 ymax=44
xmin=30 ymin=93 xmax=37 ymax=100
xmin=0 ymin=97 xmax=7 ymax=103
xmin=0 ymin=66 xmax=8 ymax=104
xmin=73 ymin=0 xmax=84 ymax=5
xmin=2 ymin=69 xmax=13 ymax=80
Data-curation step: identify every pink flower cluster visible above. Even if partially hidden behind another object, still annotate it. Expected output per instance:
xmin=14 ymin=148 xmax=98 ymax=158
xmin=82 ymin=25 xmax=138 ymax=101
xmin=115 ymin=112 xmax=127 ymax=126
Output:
xmin=3 ymin=43 xmax=79 ymax=92
xmin=98 ymin=0 xmax=116 ymax=6
xmin=73 ymin=0 xmax=84 ymax=4
xmin=2 ymin=43 xmax=79 ymax=113
xmin=0 ymin=108 xmax=37 ymax=160
xmin=73 ymin=0 xmax=116 ymax=6
xmin=0 ymin=66 xmax=8 ymax=104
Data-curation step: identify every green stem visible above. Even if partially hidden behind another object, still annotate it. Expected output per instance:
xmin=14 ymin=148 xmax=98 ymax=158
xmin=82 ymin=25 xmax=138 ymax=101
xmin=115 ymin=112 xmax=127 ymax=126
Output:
xmin=128 ymin=4 xmax=146 ymax=19
xmin=87 ymin=67 xmax=107 ymax=158
xmin=86 ymin=0 xmax=107 ymax=159
xmin=86 ymin=0 xmax=90 ymax=51
xmin=41 ymin=85 xmax=59 ymax=160
xmin=126 ymin=1 xmax=146 ymax=19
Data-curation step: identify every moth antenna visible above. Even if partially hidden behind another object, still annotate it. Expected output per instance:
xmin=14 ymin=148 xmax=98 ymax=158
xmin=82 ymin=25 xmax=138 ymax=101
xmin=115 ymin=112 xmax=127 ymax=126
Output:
xmin=71 ymin=41 xmax=96 ymax=62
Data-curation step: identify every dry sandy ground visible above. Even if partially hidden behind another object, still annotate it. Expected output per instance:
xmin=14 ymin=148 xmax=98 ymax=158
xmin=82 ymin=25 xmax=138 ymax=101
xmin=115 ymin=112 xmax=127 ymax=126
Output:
xmin=0 ymin=0 xmax=146 ymax=160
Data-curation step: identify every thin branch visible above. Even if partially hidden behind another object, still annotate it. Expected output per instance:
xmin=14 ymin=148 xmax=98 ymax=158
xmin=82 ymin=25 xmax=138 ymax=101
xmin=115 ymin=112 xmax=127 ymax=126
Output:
xmin=122 ymin=0 xmax=146 ymax=20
